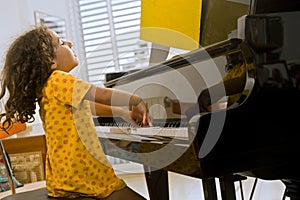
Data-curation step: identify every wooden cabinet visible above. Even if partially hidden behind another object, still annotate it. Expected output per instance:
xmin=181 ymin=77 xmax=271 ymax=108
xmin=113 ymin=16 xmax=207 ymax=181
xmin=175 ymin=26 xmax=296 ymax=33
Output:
xmin=1 ymin=127 xmax=46 ymax=183
xmin=2 ymin=134 xmax=46 ymax=167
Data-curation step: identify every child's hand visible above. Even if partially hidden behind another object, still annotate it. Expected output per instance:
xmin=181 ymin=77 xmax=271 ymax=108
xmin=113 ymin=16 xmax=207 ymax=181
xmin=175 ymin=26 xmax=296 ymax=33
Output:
xmin=131 ymin=99 xmax=152 ymax=127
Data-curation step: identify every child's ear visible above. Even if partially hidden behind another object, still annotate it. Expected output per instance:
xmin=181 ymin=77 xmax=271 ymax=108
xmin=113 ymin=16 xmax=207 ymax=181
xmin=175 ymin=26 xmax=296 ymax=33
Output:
xmin=51 ymin=62 xmax=57 ymax=69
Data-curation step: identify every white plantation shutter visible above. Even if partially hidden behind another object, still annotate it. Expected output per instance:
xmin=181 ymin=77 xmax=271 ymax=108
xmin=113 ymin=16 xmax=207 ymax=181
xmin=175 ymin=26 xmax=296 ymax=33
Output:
xmin=77 ymin=0 xmax=150 ymax=86
xmin=35 ymin=11 xmax=67 ymax=39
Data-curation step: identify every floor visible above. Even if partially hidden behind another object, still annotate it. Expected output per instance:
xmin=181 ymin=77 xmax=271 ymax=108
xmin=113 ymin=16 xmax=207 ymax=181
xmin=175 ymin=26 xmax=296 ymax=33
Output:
xmin=113 ymin=163 xmax=289 ymax=200
xmin=0 ymin=181 xmax=46 ymax=199
xmin=0 ymin=163 xmax=289 ymax=200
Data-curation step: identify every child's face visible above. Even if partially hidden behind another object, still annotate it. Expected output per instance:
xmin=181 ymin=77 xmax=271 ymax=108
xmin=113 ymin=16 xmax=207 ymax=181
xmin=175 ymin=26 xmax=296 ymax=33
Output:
xmin=48 ymin=29 xmax=79 ymax=72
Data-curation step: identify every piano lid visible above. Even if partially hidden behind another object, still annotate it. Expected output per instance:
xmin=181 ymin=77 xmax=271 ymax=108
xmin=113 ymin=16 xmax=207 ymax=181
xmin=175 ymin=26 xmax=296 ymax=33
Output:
xmin=104 ymin=38 xmax=242 ymax=88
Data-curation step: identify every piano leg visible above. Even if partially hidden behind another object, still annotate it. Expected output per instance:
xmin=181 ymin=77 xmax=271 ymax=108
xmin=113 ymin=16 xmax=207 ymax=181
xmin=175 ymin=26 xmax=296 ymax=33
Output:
xmin=142 ymin=167 xmax=239 ymax=200
xmin=219 ymin=175 xmax=237 ymax=200
xmin=202 ymin=175 xmax=243 ymax=200
xmin=202 ymin=178 xmax=218 ymax=200
xmin=143 ymin=165 xmax=169 ymax=200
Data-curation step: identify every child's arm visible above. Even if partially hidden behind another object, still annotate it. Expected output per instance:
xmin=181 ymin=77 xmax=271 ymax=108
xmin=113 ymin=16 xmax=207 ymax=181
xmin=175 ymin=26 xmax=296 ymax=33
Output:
xmin=89 ymin=102 xmax=121 ymax=116
xmin=85 ymin=86 xmax=140 ymax=106
xmin=85 ymin=86 xmax=152 ymax=126
xmin=90 ymin=102 xmax=141 ymax=125
xmin=89 ymin=102 xmax=139 ymax=125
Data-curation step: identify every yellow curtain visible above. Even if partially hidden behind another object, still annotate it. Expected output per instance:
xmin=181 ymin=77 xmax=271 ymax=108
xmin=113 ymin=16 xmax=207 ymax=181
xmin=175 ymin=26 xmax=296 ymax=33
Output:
xmin=140 ymin=0 xmax=202 ymax=51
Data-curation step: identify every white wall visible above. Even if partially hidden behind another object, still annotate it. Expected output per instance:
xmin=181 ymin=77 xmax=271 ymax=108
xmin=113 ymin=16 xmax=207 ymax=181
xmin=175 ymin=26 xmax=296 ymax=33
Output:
xmin=0 ymin=0 xmax=72 ymax=67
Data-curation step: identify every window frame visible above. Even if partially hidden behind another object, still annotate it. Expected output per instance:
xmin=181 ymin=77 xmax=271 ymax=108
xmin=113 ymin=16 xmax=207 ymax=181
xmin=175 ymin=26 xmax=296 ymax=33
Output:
xmin=69 ymin=0 xmax=151 ymax=86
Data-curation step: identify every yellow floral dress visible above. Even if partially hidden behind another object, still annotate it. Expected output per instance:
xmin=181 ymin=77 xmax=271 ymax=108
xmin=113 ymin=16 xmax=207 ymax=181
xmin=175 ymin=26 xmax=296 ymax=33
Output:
xmin=39 ymin=70 xmax=126 ymax=198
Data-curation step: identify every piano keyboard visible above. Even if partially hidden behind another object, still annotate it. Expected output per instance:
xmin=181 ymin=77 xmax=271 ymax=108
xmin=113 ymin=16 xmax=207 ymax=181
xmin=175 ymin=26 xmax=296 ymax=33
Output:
xmin=96 ymin=126 xmax=188 ymax=138
xmin=94 ymin=117 xmax=188 ymax=127
xmin=94 ymin=117 xmax=189 ymax=138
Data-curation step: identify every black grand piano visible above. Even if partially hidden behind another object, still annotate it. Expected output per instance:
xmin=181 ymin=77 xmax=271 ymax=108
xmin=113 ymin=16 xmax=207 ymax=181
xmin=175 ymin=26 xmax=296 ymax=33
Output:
xmin=94 ymin=1 xmax=300 ymax=200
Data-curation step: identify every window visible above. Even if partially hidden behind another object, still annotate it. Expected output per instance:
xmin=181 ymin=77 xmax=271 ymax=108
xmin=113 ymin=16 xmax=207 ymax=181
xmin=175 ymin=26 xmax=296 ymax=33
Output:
xmin=75 ymin=0 xmax=151 ymax=86
xmin=34 ymin=11 xmax=67 ymax=39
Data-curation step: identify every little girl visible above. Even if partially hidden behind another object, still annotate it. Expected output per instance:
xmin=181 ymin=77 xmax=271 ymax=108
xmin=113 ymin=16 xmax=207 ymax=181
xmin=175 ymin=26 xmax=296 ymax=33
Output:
xmin=0 ymin=26 xmax=151 ymax=199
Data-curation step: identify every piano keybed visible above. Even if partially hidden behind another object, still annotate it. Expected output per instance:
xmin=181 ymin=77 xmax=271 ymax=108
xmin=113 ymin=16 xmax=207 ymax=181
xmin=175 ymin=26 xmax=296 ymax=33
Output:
xmin=94 ymin=117 xmax=189 ymax=138
xmin=94 ymin=117 xmax=188 ymax=127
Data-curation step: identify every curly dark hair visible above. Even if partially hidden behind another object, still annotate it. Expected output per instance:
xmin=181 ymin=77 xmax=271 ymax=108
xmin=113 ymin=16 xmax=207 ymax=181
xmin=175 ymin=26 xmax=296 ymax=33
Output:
xmin=0 ymin=26 xmax=56 ymax=131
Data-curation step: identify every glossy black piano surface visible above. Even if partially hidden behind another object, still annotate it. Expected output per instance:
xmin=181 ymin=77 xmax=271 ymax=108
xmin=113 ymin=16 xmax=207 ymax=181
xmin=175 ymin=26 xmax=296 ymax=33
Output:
xmin=95 ymin=10 xmax=300 ymax=200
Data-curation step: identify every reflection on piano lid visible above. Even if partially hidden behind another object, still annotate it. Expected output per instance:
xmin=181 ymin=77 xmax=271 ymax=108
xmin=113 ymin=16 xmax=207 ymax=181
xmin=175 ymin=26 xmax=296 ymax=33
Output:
xmin=105 ymin=69 xmax=140 ymax=88
xmin=104 ymin=38 xmax=242 ymax=88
